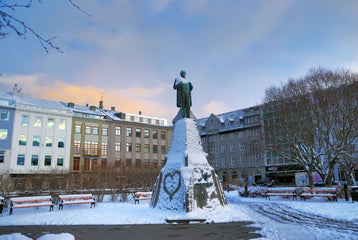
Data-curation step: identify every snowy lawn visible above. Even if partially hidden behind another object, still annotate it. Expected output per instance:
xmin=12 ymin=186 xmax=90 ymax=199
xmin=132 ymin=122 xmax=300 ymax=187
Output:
xmin=1 ymin=191 xmax=357 ymax=240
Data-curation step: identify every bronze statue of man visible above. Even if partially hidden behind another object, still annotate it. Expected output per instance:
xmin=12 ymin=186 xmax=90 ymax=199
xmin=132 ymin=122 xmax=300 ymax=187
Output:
xmin=173 ymin=70 xmax=193 ymax=118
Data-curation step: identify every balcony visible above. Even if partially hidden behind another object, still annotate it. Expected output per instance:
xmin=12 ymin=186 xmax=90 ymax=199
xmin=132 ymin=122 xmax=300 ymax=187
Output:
xmin=82 ymin=148 xmax=101 ymax=156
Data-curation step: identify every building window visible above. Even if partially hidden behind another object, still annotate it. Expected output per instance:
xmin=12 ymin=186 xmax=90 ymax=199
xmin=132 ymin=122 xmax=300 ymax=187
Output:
xmin=57 ymin=156 xmax=64 ymax=166
xmin=102 ymin=142 xmax=108 ymax=156
xmin=221 ymin=145 xmax=226 ymax=153
xmin=144 ymin=129 xmax=150 ymax=138
xmin=153 ymin=130 xmax=158 ymax=139
xmin=115 ymin=126 xmax=121 ymax=136
xmin=135 ymin=143 xmax=141 ymax=152
xmin=34 ymin=116 xmax=42 ymax=128
xmin=221 ymin=158 xmax=226 ymax=167
xmin=229 ymin=133 xmax=234 ymax=139
xmin=230 ymin=143 xmax=234 ymax=152
xmin=0 ymin=109 xmax=9 ymax=121
xmin=75 ymin=124 xmax=82 ymax=133
xmin=47 ymin=118 xmax=55 ymax=128
xmin=31 ymin=155 xmax=39 ymax=166
xmin=101 ymin=157 xmax=107 ymax=168
xmin=44 ymin=155 xmax=51 ymax=166
xmin=84 ymin=157 xmax=90 ymax=171
xmin=91 ymin=142 xmax=98 ymax=155
xmin=160 ymin=131 xmax=166 ymax=140
xmin=59 ymin=119 xmax=66 ymax=130
xmin=19 ymin=135 xmax=27 ymax=146
xmin=73 ymin=157 xmax=80 ymax=171
xmin=92 ymin=157 xmax=98 ymax=171
xmin=85 ymin=126 xmax=91 ymax=135
xmin=135 ymin=159 xmax=141 ymax=168
xmin=115 ymin=142 xmax=121 ymax=152
xmin=126 ymin=159 xmax=132 ymax=168
xmin=32 ymin=136 xmax=40 ymax=146
xmin=161 ymin=145 xmax=166 ymax=154
xmin=144 ymin=144 xmax=150 ymax=153
xmin=0 ymin=150 xmax=4 ymax=163
xmin=74 ymin=140 xmax=81 ymax=154
xmin=153 ymin=145 xmax=158 ymax=153
xmin=230 ymin=156 xmax=235 ymax=166
xmin=0 ymin=129 xmax=8 ymax=140
xmin=92 ymin=127 xmax=99 ymax=135
xmin=17 ymin=154 xmax=25 ymax=165
xmin=135 ymin=128 xmax=141 ymax=138
xmin=126 ymin=127 xmax=132 ymax=137
xmin=21 ymin=115 xmax=29 ymax=127
xmin=58 ymin=137 xmax=64 ymax=148
xmin=239 ymin=144 xmax=245 ymax=151
xmin=102 ymin=127 xmax=108 ymax=136
xmin=126 ymin=143 xmax=132 ymax=152
xmin=45 ymin=136 xmax=53 ymax=147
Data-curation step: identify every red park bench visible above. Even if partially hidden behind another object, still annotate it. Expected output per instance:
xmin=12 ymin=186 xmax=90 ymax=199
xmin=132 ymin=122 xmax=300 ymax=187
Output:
xmin=9 ymin=195 xmax=54 ymax=215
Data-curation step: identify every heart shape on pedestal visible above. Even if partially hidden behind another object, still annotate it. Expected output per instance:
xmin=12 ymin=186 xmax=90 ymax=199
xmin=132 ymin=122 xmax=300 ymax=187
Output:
xmin=163 ymin=170 xmax=181 ymax=200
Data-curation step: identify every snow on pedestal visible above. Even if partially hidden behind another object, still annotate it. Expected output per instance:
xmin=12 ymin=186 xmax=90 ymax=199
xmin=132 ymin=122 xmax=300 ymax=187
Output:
xmin=150 ymin=118 xmax=227 ymax=212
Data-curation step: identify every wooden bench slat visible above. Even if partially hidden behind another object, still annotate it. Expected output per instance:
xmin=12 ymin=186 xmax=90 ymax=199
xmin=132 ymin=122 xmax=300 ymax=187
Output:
xmin=264 ymin=188 xmax=297 ymax=200
xmin=134 ymin=192 xmax=152 ymax=204
xmin=9 ymin=196 xmax=54 ymax=215
xmin=58 ymin=194 xmax=95 ymax=210
xmin=300 ymin=188 xmax=338 ymax=201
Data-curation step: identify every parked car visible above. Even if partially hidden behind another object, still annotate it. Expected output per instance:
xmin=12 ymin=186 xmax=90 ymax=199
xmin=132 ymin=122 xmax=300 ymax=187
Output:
xmin=254 ymin=179 xmax=274 ymax=187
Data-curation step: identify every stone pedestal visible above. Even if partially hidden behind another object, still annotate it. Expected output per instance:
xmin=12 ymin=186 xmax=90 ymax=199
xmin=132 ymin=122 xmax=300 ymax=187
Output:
xmin=150 ymin=118 xmax=226 ymax=212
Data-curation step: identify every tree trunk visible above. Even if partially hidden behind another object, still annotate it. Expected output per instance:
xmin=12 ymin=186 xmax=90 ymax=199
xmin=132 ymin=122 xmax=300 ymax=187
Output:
xmin=307 ymin=170 xmax=314 ymax=188
xmin=325 ymin=162 xmax=335 ymax=187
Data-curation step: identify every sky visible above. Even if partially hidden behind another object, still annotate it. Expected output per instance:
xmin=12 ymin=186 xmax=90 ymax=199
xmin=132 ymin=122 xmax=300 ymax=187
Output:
xmin=1 ymin=0 xmax=358 ymax=123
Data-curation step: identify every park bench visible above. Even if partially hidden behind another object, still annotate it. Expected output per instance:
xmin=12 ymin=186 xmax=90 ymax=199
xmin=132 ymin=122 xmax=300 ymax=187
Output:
xmin=134 ymin=192 xmax=152 ymax=204
xmin=300 ymin=187 xmax=338 ymax=201
xmin=165 ymin=219 xmax=207 ymax=224
xmin=9 ymin=195 xmax=54 ymax=215
xmin=264 ymin=187 xmax=297 ymax=200
xmin=58 ymin=194 xmax=95 ymax=210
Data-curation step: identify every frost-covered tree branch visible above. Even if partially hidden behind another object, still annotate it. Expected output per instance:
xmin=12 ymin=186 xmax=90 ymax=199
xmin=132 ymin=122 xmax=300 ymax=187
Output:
xmin=0 ymin=0 xmax=89 ymax=53
xmin=263 ymin=67 xmax=358 ymax=186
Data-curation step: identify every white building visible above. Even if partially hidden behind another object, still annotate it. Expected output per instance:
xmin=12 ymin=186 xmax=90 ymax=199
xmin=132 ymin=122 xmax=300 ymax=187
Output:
xmin=9 ymin=93 xmax=72 ymax=174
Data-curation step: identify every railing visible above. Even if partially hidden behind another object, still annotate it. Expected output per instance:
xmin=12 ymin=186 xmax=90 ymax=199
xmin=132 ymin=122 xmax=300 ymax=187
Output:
xmin=82 ymin=148 xmax=101 ymax=156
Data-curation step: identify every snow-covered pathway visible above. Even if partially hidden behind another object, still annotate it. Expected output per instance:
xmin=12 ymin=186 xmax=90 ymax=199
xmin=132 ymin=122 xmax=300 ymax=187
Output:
xmin=1 ymin=191 xmax=358 ymax=240
xmin=231 ymin=195 xmax=358 ymax=240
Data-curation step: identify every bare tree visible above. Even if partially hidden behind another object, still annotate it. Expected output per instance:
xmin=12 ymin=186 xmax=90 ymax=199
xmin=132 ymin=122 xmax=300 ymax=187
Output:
xmin=263 ymin=67 xmax=358 ymax=186
xmin=0 ymin=0 xmax=89 ymax=52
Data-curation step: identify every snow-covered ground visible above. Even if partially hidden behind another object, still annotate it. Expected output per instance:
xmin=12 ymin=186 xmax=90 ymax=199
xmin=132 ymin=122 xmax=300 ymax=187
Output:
xmin=0 ymin=191 xmax=357 ymax=240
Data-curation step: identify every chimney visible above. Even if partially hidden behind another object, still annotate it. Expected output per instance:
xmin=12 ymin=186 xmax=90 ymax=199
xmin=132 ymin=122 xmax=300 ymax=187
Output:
xmin=139 ymin=111 xmax=142 ymax=115
xmin=111 ymin=106 xmax=115 ymax=111
xmin=67 ymin=102 xmax=75 ymax=108
xmin=99 ymin=100 xmax=103 ymax=109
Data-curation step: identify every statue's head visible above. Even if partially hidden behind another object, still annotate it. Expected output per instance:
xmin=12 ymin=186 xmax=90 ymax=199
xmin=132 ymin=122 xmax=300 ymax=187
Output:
xmin=180 ymin=70 xmax=186 ymax=78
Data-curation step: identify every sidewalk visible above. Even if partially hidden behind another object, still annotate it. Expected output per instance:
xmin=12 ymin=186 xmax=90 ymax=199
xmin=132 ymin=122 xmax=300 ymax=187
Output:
xmin=0 ymin=222 xmax=262 ymax=240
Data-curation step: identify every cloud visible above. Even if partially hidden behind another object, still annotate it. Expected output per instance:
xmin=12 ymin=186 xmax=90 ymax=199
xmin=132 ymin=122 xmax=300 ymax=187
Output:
xmin=202 ymin=100 xmax=231 ymax=117
xmin=0 ymin=74 xmax=174 ymax=120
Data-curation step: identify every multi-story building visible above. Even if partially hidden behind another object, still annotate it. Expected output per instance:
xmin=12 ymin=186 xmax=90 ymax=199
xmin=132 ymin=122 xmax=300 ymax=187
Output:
xmin=197 ymin=106 xmax=265 ymax=185
xmin=65 ymin=101 xmax=172 ymax=173
xmin=6 ymin=88 xmax=73 ymax=174
xmin=0 ymin=86 xmax=173 ymax=180
xmin=261 ymin=103 xmax=304 ymax=184
xmin=0 ymin=89 xmax=16 ymax=174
